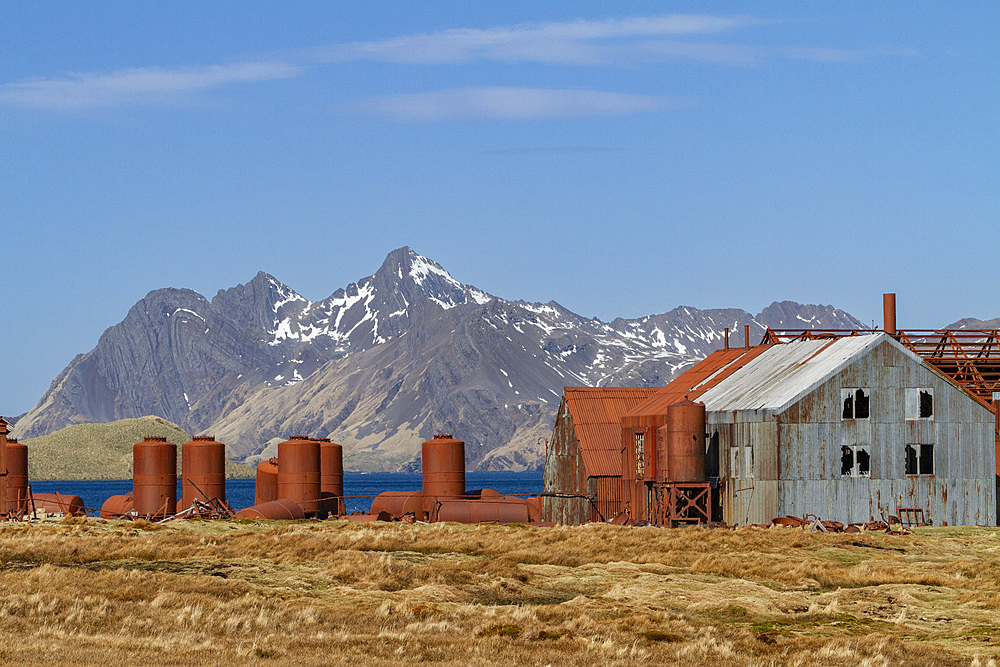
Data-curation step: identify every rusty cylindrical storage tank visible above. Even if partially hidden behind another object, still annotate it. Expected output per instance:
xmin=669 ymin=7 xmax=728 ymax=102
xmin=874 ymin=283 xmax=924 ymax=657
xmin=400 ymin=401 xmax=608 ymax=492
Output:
xmin=277 ymin=436 xmax=321 ymax=515
xmin=234 ymin=498 xmax=305 ymax=520
xmin=435 ymin=496 xmax=530 ymax=524
xmin=181 ymin=436 xmax=226 ymax=509
xmin=133 ymin=436 xmax=177 ymax=518
xmin=370 ymin=491 xmax=427 ymax=521
xmin=101 ymin=493 xmax=134 ymax=519
xmin=32 ymin=492 xmax=86 ymax=517
xmin=659 ymin=400 xmax=707 ymax=483
xmin=6 ymin=439 xmax=28 ymax=514
xmin=422 ymin=434 xmax=465 ymax=499
xmin=255 ymin=458 xmax=279 ymax=505
xmin=318 ymin=438 xmax=345 ymax=515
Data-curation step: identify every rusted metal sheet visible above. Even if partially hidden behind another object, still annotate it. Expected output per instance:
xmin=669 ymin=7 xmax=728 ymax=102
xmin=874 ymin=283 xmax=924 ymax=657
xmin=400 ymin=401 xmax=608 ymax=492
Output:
xmin=591 ymin=476 xmax=623 ymax=522
xmin=563 ymin=387 xmax=661 ymax=476
xmin=626 ymin=346 xmax=771 ymax=419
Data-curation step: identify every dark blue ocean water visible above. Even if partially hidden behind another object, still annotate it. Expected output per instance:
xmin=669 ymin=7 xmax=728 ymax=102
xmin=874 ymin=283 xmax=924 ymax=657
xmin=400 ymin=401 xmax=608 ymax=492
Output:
xmin=30 ymin=472 xmax=543 ymax=516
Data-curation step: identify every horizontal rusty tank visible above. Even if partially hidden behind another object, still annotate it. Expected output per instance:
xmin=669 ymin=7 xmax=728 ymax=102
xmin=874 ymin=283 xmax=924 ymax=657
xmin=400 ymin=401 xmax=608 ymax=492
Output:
xmin=101 ymin=493 xmax=134 ymax=519
xmin=434 ymin=496 xmax=530 ymax=524
xmin=133 ymin=437 xmax=177 ymax=518
xmin=370 ymin=491 xmax=427 ymax=521
xmin=318 ymin=439 xmax=344 ymax=515
xmin=255 ymin=458 xmax=279 ymax=505
xmin=181 ymin=436 xmax=226 ymax=509
xmin=278 ymin=436 xmax=321 ymax=515
xmin=5 ymin=439 xmax=28 ymax=514
xmin=234 ymin=498 xmax=304 ymax=520
xmin=422 ymin=434 xmax=465 ymax=499
xmin=658 ymin=399 xmax=707 ymax=483
xmin=32 ymin=492 xmax=86 ymax=516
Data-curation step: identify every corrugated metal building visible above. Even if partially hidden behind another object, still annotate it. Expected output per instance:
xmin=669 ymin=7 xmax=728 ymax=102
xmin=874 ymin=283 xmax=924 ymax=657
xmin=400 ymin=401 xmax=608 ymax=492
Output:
xmin=545 ymin=332 xmax=997 ymax=527
xmin=543 ymin=387 xmax=659 ymax=524
xmin=697 ymin=333 xmax=995 ymax=526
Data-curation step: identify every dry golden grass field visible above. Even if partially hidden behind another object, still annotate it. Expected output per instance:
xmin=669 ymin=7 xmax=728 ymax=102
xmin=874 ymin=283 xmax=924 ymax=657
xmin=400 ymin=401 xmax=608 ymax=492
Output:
xmin=0 ymin=519 xmax=999 ymax=665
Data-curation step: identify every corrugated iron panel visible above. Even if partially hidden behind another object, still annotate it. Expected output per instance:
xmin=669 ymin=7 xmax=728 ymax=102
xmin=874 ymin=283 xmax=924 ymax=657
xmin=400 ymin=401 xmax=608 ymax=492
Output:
xmin=626 ymin=346 xmax=772 ymax=418
xmin=698 ymin=335 xmax=883 ymax=413
xmin=591 ymin=476 xmax=624 ymax=522
xmin=563 ymin=387 xmax=661 ymax=477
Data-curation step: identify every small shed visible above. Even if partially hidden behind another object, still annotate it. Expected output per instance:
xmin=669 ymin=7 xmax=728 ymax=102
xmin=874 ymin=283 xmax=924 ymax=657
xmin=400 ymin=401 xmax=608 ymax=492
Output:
xmin=543 ymin=387 xmax=659 ymax=524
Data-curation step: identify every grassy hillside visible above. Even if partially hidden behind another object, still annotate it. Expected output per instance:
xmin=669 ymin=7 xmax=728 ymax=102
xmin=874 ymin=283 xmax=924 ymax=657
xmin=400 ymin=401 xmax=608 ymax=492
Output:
xmin=0 ymin=520 xmax=996 ymax=664
xmin=20 ymin=416 xmax=255 ymax=480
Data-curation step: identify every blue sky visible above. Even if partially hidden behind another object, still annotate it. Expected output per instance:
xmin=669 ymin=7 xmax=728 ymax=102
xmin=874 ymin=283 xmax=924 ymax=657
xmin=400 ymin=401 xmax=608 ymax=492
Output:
xmin=2 ymin=3 xmax=998 ymax=415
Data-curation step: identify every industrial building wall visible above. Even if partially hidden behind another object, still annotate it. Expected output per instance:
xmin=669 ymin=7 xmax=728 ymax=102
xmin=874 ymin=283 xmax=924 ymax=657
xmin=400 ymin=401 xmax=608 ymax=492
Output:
xmin=712 ymin=338 xmax=996 ymax=526
xmin=543 ymin=399 xmax=590 ymax=525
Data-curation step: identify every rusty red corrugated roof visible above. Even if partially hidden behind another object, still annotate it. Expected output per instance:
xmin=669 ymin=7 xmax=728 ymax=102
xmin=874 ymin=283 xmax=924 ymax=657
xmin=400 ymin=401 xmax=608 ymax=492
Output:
xmin=625 ymin=345 xmax=772 ymax=418
xmin=563 ymin=387 xmax=662 ymax=477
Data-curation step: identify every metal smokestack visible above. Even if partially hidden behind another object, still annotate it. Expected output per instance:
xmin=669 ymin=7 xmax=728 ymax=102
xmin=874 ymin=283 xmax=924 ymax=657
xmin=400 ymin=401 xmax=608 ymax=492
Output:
xmin=883 ymin=293 xmax=897 ymax=336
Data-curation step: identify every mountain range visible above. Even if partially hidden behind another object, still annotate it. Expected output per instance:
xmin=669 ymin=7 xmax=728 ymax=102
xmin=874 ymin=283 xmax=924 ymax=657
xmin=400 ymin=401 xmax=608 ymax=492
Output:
xmin=12 ymin=247 xmax=865 ymax=471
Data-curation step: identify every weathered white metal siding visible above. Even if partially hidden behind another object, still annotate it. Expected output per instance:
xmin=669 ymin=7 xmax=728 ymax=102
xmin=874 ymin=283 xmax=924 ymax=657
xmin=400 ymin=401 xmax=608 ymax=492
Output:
xmin=709 ymin=335 xmax=996 ymax=526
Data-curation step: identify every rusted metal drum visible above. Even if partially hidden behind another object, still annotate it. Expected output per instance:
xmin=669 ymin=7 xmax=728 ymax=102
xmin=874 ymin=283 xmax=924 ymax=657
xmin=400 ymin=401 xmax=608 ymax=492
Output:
xmin=31 ymin=492 xmax=86 ymax=516
xmin=255 ymin=458 xmax=279 ymax=505
xmin=181 ymin=436 xmax=226 ymax=509
xmin=277 ymin=436 xmax=321 ymax=515
xmin=100 ymin=493 xmax=134 ymax=519
xmin=370 ymin=491 xmax=427 ymax=521
xmin=435 ymin=496 xmax=530 ymax=524
xmin=659 ymin=400 xmax=707 ymax=483
xmin=318 ymin=439 xmax=344 ymax=515
xmin=422 ymin=434 xmax=465 ymax=499
xmin=233 ymin=498 xmax=304 ymax=520
xmin=133 ymin=437 xmax=177 ymax=518
xmin=5 ymin=439 xmax=28 ymax=514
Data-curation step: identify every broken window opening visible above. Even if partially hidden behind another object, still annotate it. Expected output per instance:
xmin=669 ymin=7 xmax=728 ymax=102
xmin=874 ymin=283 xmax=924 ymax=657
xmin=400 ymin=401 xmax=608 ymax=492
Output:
xmin=906 ymin=388 xmax=934 ymax=420
xmin=919 ymin=443 xmax=934 ymax=475
xmin=919 ymin=390 xmax=933 ymax=419
xmin=841 ymin=445 xmax=870 ymax=477
xmin=706 ymin=431 xmax=720 ymax=478
xmin=635 ymin=432 xmax=644 ymax=477
xmin=842 ymin=388 xmax=870 ymax=420
xmin=840 ymin=446 xmax=854 ymax=476
xmin=854 ymin=389 xmax=870 ymax=419
xmin=856 ymin=448 xmax=870 ymax=476
xmin=905 ymin=444 xmax=934 ymax=475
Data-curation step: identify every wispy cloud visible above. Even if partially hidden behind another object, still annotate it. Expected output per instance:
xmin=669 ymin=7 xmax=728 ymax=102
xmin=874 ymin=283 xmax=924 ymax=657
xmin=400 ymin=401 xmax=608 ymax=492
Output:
xmin=315 ymin=14 xmax=762 ymax=66
xmin=369 ymin=87 xmax=673 ymax=121
xmin=0 ymin=62 xmax=300 ymax=109
xmin=0 ymin=14 xmax=915 ymax=111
